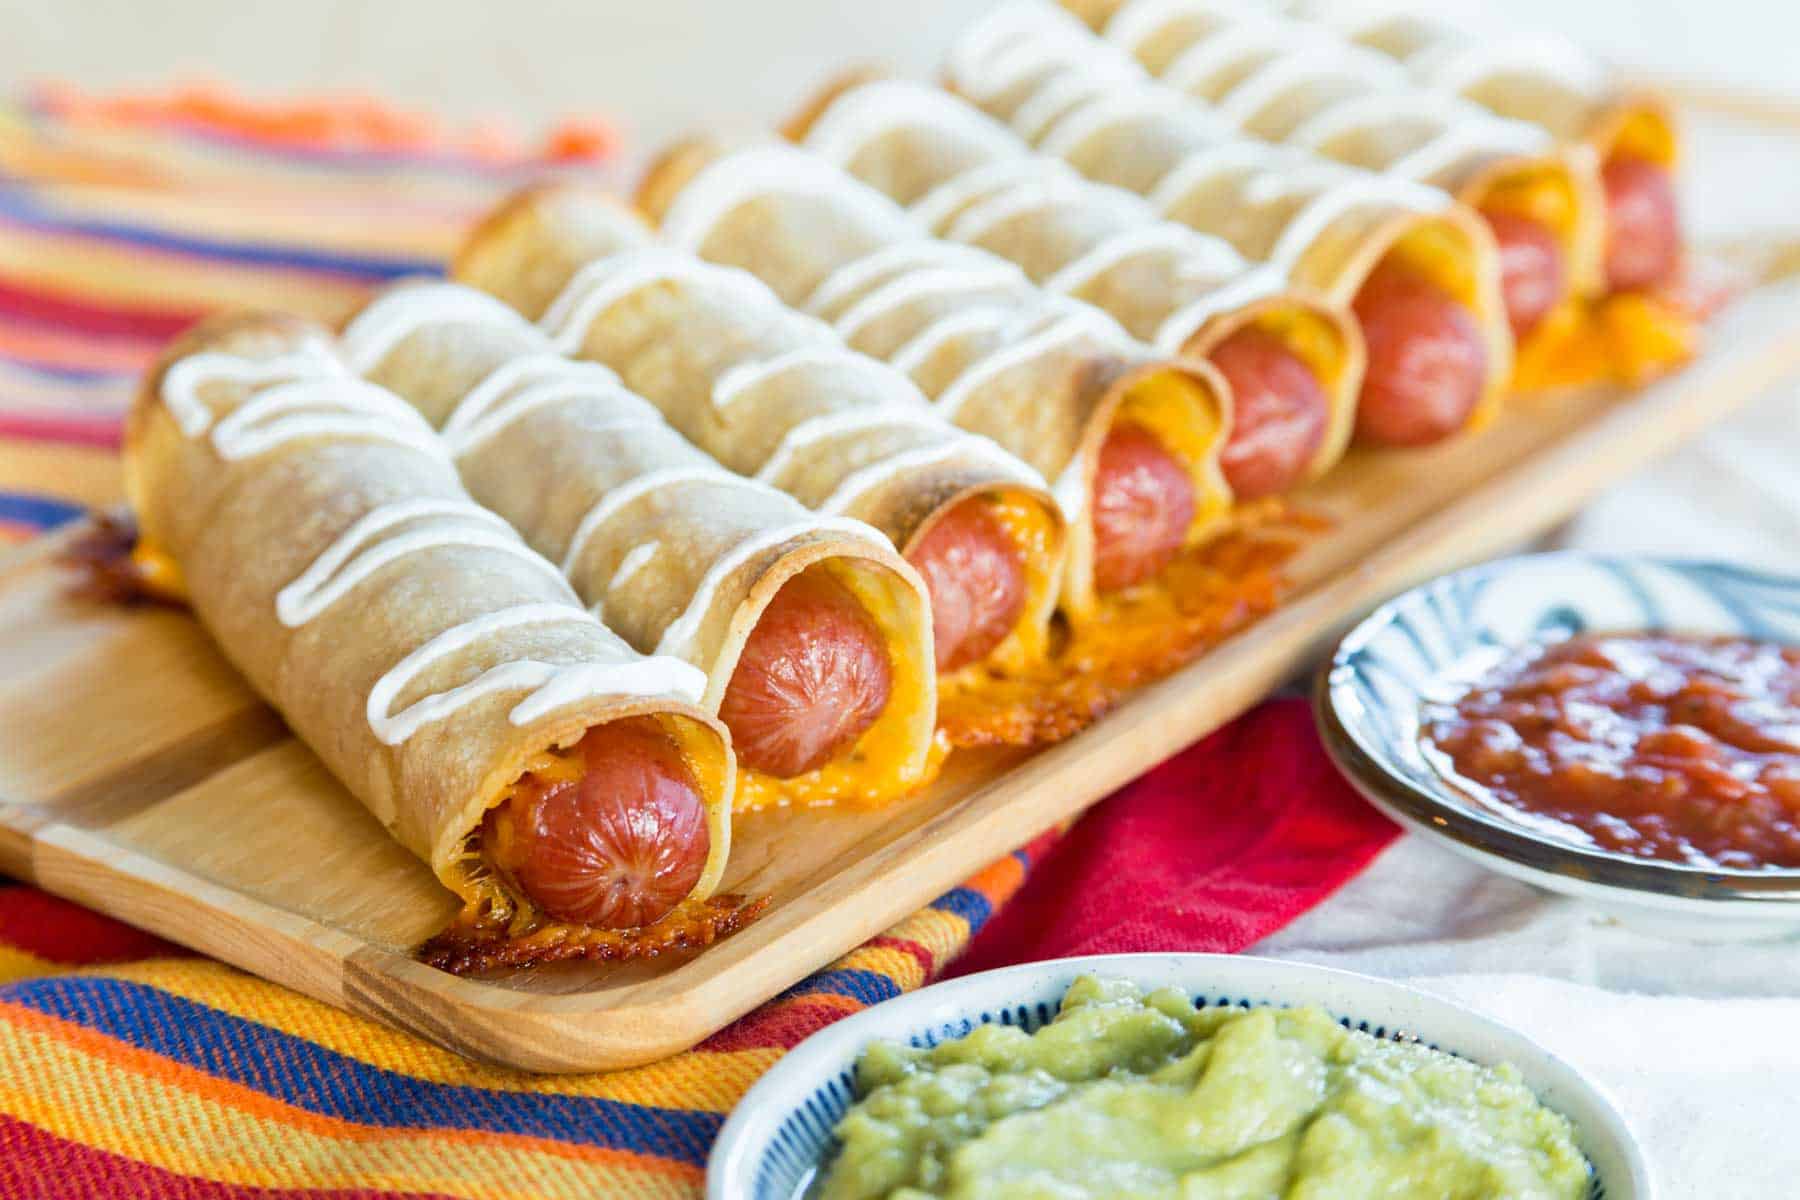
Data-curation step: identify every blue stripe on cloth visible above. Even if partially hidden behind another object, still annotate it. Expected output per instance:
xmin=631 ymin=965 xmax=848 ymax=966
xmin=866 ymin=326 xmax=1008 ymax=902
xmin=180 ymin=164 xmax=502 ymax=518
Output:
xmin=0 ymin=353 xmax=128 ymax=383
xmin=776 ymin=968 xmax=904 ymax=1008
xmin=0 ymin=185 xmax=444 ymax=280
xmin=0 ymin=492 xmax=84 ymax=531
xmin=0 ymin=977 xmax=722 ymax=1163
xmin=929 ymin=886 xmax=992 ymax=929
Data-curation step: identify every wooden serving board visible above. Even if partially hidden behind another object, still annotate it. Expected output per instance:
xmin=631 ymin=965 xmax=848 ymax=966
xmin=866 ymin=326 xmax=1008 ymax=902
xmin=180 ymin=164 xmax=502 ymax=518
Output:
xmin=5 ymin=276 xmax=1798 ymax=1071
xmin=8 ymin=84 xmax=1800 ymax=1069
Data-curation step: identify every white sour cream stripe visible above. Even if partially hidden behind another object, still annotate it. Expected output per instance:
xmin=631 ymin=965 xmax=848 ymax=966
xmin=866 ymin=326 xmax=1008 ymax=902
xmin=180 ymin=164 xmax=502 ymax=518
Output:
xmin=661 ymin=142 xmax=1163 ymax=525
xmin=1041 ymin=221 xmax=1242 ymax=297
xmin=341 ymin=281 xmax=534 ymax=374
xmin=942 ymin=1 xmax=1470 ymax=284
xmin=832 ymin=266 xmax=1030 ymax=345
xmin=355 ymin=281 xmax=910 ymax=711
xmin=367 ymin=602 xmax=707 ymax=745
xmin=444 ymin=358 xmax=656 ymax=459
xmin=519 ymin=192 xmax=1056 ymax=525
xmin=712 ymin=345 xmax=930 ymax=414
xmin=345 ymin=283 xmax=649 ymax=458
xmin=817 ymin=439 xmax=1037 ymax=518
xmin=539 ymin=247 xmax=795 ymax=355
xmin=1095 ymin=0 xmax=1578 ymax=203
xmin=654 ymin=517 xmax=888 ymax=662
xmin=276 ymin=498 xmax=568 ymax=628
xmin=166 ymin=362 xmax=448 ymax=464
xmin=1153 ymin=264 xmax=1288 ymax=353
xmin=661 ymin=145 xmax=919 ymax=257
xmin=753 ymin=407 xmax=957 ymax=485
xmin=909 ymin=156 xmax=1081 ymax=235
xmin=888 ymin=307 xmax=1015 ymax=377
xmin=159 ymin=342 xmax=346 ymax=437
xmin=802 ymin=239 xmax=1002 ymax=315
xmin=161 ymin=345 xmax=701 ymax=746
xmin=560 ymin=466 xmax=761 ymax=576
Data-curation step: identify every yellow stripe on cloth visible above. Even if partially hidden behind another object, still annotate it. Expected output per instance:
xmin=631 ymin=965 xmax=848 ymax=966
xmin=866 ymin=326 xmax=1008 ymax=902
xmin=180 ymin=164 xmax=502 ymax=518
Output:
xmin=0 ymin=442 xmax=122 ymax=508
xmin=0 ymin=945 xmax=64 ymax=987
xmin=0 ymin=1003 xmax=703 ymax=1200
xmin=0 ymin=227 xmax=375 ymax=322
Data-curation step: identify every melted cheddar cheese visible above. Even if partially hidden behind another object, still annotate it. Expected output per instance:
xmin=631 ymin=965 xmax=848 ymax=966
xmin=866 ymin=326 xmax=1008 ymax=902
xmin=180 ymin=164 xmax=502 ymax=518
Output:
xmin=1117 ymin=366 xmax=1231 ymax=546
xmin=969 ymin=488 xmax=1064 ymax=677
xmin=731 ymin=725 xmax=950 ymax=811
xmin=1248 ymin=304 xmax=1356 ymax=403
xmin=730 ymin=559 xmax=940 ymax=812
xmin=931 ymin=488 xmax=1070 ymax=747
xmin=129 ymin=540 xmax=188 ymax=602
xmin=1512 ymin=293 xmax=1698 ymax=392
xmin=937 ymin=503 xmax=1319 ymax=749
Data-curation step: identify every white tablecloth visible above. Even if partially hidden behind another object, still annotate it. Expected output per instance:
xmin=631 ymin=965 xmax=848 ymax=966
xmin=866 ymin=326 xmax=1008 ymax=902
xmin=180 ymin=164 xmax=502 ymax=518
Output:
xmin=1257 ymin=380 xmax=1800 ymax=1195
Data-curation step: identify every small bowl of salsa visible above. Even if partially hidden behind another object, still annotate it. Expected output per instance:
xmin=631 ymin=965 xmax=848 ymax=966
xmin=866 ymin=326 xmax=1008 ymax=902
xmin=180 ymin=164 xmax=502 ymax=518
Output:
xmin=1319 ymin=552 xmax=1800 ymax=937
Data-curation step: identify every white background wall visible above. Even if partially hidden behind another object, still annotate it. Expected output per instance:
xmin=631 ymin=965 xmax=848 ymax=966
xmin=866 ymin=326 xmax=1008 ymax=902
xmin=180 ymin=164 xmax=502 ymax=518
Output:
xmin=0 ymin=1 xmax=1783 ymax=158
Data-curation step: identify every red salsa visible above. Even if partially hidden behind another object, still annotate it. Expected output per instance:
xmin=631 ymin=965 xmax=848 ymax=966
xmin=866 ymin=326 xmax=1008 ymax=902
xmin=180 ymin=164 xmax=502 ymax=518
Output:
xmin=1423 ymin=632 xmax=1800 ymax=869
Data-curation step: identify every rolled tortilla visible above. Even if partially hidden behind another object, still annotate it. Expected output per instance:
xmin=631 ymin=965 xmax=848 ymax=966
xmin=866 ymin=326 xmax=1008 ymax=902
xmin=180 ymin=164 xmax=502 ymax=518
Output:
xmin=124 ymin=311 xmax=749 ymax=972
xmin=1284 ymin=3 xmax=1676 ymax=170
xmin=456 ymin=177 xmax=1221 ymax=622
xmin=376 ymin=248 xmax=1051 ymax=694
xmin=1067 ymin=0 xmax=1606 ymax=337
xmin=791 ymin=80 xmax=1360 ymax=491
xmin=343 ymin=281 xmax=939 ymax=809
xmin=1277 ymin=1 xmax=1683 ymax=300
xmin=920 ymin=3 xmax=1511 ymax=443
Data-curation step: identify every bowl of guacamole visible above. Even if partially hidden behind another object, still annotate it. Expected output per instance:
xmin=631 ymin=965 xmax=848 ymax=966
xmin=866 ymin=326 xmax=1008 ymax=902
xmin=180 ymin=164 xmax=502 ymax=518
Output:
xmin=707 ymin=954 xmax=1650 ymax=1200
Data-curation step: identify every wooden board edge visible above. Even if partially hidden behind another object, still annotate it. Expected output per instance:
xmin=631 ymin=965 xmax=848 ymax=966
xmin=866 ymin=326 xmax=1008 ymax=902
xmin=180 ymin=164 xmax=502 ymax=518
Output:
xmin=4 ymin=283 xmax=1799 ymax=1073
xmin=410 ymin=276 xmax=1800 ymax=1070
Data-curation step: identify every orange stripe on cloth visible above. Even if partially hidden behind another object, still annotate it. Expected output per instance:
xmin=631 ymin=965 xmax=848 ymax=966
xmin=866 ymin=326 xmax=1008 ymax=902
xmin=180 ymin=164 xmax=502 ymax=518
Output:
xmin=0 ymin=1003 xmax=701 ymax=1200
xmin=0 ymin=320 xmax=157 ymax=373
xmin=31 ymin=81 xmax=620 ymax=169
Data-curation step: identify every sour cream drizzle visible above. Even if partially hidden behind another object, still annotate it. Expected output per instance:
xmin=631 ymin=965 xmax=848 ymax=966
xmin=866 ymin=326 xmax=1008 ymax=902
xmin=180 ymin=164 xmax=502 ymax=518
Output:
xmin=159 ymin=345 xmax=705 ymax=746
xmin=794 ymin=77 xmax=1314 ymax=366
xmin=1088 ymin=0 xmax=1574 ymax=199
xmin=532 ymin=233 xmax=1048 ymax=522
xmin=366 ymin=602 xmax=707 ymax=745
xmin=925 ymin=3 xmax=1470 ymax=282
xmin=346 ymin=281 xmax=892 ymax=667
xmin=657 ymin=144 xmax=1144 ymax=523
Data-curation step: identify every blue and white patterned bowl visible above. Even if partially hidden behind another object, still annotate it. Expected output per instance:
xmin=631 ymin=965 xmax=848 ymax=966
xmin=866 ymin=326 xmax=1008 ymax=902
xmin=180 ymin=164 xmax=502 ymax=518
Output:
xmin=706 ymin=953 xmax=1650 ymax=1199
xmin=1319 ymin=552 xmax=1800 ymax=937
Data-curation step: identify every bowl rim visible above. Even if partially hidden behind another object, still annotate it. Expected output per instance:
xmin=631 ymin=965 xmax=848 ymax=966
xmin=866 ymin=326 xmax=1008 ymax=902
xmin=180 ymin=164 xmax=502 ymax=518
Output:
xmin=1317 ymin=549 xmax=1800 ymax=905
xmin=705 ymin=950 xmax=1651 ymax=1199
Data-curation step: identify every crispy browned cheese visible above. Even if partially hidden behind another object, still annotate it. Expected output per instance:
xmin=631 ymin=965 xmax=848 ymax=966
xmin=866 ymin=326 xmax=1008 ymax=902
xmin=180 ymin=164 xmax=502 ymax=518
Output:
xmin=419 ymin=892 xmax=771 ymax=975
xmin=59 ymin=511 xmax=187 ymax=608
xmin=937 ymin=503 xmax=1324 ymax=748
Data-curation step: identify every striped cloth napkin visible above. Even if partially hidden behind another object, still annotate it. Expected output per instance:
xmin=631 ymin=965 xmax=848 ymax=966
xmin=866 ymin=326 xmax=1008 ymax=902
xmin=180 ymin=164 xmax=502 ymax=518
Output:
xmin=0 ymin=84 xmax=1396 ymax=1197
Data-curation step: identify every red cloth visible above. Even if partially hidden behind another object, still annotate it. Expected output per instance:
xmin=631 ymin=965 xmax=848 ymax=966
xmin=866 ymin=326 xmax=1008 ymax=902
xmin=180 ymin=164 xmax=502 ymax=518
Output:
xmin=950 ymin=697 xmax=1399 ymax=976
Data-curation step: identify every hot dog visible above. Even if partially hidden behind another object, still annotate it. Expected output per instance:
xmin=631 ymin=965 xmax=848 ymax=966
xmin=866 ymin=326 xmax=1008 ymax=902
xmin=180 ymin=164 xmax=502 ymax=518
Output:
xmin=1207 ymin=327 xmax=1330 ymax=501
xmin=481 ymin=718 xmax=711 ymax=930
xmin=906 ymin=498 xmax=1029 ymax=673
xmin=1601 ymin=156 xmax=1681 ymax=294
xmin=718 ymin=568 xmax=895 ymax=778
xmin=1480 ymin=209 xmax=1568 ymax=339
xmin=1351 ymin=261 xmax=1490 ymax=447
xmin=1091 ymin=422 xmax=1197 ymax=593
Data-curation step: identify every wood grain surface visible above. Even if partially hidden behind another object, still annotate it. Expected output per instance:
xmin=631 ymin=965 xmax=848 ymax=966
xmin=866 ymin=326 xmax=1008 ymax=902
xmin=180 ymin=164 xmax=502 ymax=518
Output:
xmin=5 ymin=271 xmax=1799 ymax=1071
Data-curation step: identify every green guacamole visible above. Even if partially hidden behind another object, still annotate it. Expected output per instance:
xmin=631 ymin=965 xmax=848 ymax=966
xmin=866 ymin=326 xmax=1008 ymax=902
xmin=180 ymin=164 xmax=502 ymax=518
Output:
xmin=815 ymin=976 xmax=1588 ymax=1200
